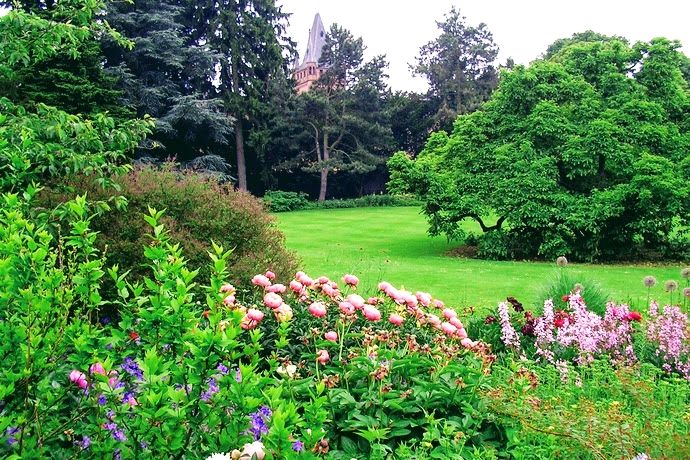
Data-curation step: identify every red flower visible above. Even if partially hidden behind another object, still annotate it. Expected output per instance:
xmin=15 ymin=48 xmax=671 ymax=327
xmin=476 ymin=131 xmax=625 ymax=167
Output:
xmin=129 ymin=331 xmax=139 ymax=341
xmin=625 ymin=311 xmax=642 ymax=322
xmin=554 ymin=317 xmax=565 ymax=328
xmin=561 ymin=295 xmax=570 ymax=302
xmin=202 ymin=310 xmax=210 ymax=319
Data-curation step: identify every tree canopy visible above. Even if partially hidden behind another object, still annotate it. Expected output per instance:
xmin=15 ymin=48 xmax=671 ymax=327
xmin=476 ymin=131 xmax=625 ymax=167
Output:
xmin=389 ymin=35 xmax=690 ymax=261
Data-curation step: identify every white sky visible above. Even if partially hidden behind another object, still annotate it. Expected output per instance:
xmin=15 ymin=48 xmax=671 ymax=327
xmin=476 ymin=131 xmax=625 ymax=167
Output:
xmin=280 ymin=0 xmax=690 ymax=93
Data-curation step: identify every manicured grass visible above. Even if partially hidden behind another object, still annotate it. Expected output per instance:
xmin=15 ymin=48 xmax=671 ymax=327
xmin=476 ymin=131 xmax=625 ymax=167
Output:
xmin=276 ymin=207 xmax=687 ymax=310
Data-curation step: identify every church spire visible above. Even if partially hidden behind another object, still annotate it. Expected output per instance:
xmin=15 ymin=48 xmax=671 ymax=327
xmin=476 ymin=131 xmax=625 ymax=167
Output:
xmin=302 ymin=13 xmax=326 ymax=65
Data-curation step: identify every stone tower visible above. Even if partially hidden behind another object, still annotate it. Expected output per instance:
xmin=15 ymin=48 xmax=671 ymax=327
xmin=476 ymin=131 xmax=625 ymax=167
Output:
xmin=293 ymin=13 xmax=327 ymax=94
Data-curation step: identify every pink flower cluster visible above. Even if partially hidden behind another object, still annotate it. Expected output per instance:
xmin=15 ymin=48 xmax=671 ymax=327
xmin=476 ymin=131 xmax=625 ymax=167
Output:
xmin=646 ymin=301 xmax=690 ymax=379
xmin=499 ymin=293 xmax=641 ymax=368
xmin=243 ymin=271 xmax=479 ymax=350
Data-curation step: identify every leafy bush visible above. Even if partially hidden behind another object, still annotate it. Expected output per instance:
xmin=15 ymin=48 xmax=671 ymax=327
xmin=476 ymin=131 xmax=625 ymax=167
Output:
xmin=263 ymin=190 xmax=310 ymax=212
xmin=39 ymin=165 xmax=299 ymax=289
xmin=263 ymin=192 xmax=422 ymax=213
xmin=487 ymin=359 xmax=690 ymax=459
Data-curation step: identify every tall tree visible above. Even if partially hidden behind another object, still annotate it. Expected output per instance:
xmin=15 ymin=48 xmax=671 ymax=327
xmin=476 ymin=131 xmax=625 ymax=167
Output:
xmin=286 ymin=25 xmax=393 ymax=201
xmin=195 ymin=0 xmax=293 ymax=191
xmin=414 ymin=7 xmax=499 ymax=131
xmin=102 ymin=0 xmax=233 ymax=161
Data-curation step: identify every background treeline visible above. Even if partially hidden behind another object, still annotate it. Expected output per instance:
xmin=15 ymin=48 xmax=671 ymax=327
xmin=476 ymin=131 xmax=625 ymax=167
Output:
xmin=0 ymin=1 xmax=502 ymax=199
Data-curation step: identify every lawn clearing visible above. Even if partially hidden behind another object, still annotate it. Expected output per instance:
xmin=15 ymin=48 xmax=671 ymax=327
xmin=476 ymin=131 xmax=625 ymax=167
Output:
xmin=275 ymin=207 xmax=685 ymax=310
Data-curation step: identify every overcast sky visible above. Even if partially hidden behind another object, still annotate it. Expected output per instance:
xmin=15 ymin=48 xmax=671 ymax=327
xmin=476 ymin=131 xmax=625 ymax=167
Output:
xmin=280 ymin=0 xmax=690 ymax=93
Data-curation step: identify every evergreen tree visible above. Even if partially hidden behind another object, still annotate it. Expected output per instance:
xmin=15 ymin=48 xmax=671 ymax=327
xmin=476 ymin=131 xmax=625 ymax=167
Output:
xmin=103 ymin=0 xmax=233 ymax=160
xmin=194 ymin=0 xmax=293 ymax=191
xmin=414 ymin=7 xmax=499 ymax=130
xmin=285 ymin=25 xmax=394 ymax=201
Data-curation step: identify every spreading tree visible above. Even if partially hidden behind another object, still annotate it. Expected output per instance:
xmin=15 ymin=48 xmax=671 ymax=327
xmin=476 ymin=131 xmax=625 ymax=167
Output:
xmin=389 ymin=35 xmax=690 ymax=261
xmin=280 ymin=25 xmax=393 ymax=201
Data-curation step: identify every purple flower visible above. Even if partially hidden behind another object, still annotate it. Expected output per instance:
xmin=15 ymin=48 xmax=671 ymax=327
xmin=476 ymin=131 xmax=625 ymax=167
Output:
xmin=201 ymin=378 xmax=219 ymax=402
xmin=6 ymin=426 xmax=20 ymax=446
xmin=113 ymin=429 xmax=127 ymax=442
xmin=98 ymin=394 xmax=107 ymax=406
xmin=76 ymin=435 xmax=91 ymax=449
xmin=122 ymin=357 xmax=143 ymax=380
xmin=217 ymin=363 xmax=229 ymax=375
xmin=235 ymin=368 xmax=242 ymax=382
xmin=292 ymin=440 xmax=304 ymax=452
xmin=101 ymin=316 xmax=111 ymax=325
xmin=246 ymin=406 xmax=272 ymax=440
xmin=113 ymin=448 xmax=122 ymax=460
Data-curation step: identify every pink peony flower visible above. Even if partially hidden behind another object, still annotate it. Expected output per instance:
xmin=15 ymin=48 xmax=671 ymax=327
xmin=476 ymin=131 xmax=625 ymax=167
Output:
xmin=343 ymin=274 xmax=359 ymax=286
xmin=377 ymin=281 xmax=392 ymax=292
xmin=267 ymin=283 xmax=286 ymax=294
xmin=433 ymin=299 xmax=445 ymax=309
xmin=220 ymin=283 xmax=235 ymax=293
xmin=460 ymin=338 xmax=476 ymax=348
xmin=347 ymin=294 xmax=365 ymax=309
xmin=289 ymin=280 xmax=303 ymax=293
xmin=263 ymin=292 xmax=283 ymax=309
xmin=324 ymin=331 xmax=338 ymax=342
xmin=339 ymin=301 xmax=355 ymax=315
xmin=299 ymin=274 xmax=314 ymax=287
xmin=309 ymin=302 xmax=327 ymax=318
xmin=367 ymin=297 xmax=379 ymax=305
xmin=322 ymin=284 xmax=339 ymax=298
xmin=316 ymin=349 xmax=330 ymax=364
xmin=69 ymin=370 xmax=88 ymax=389
xmin=389 ymin=313 xmax=404 ymax=326
xmin=223 ymin=294 xmax=236 ymax=306
xmin=247 ymin=308 xmax=265 ymax=322
xmin=427 ymin=314 xmax=442 ymax=328
xmin=449 ymin=317 xmax=463 ymax=329
xmin=242 ymin=441 xmax=266 ymax=460
xmin=251 ymin=274 xmax=271 ymax=288
xmin=456 ymin=327 xmax=468 ymax=339
xmin=362 ymin=305 xmax=381 ymax=321
xmin=90 ymin=362 xmax=106 ymax=376
xmin=441 ymin=322 xmax=457 ymax=336
xmin=274 ymin=303 xmax=293 ymax=322
xmin=265 ymin=270 xmax=276 ymax=280
xmin=442 ymin=308 xmax=457 ymax=320
xmin=416 ymin=291 xmax=432 ymax=307
xmin=317 ymin=276 xmax=330 ymax=285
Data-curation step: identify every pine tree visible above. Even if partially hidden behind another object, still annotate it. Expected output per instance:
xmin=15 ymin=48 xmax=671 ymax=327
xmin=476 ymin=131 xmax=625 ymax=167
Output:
xmin=102 ymin=0 xmax=233 ymax=160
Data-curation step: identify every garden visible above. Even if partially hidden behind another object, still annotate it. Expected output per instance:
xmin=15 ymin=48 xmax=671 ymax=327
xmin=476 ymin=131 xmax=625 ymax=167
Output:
xmin=2 ymin=1 xmax=690 ymax=459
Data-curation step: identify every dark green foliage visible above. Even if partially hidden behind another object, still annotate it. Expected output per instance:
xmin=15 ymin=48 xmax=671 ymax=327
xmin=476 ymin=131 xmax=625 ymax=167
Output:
xmin=39 ymin=165 xmax=299 ymax=288
xmin=262 ymin=190 xmax=310 ymax=212
xmin=280 ymin=24 xmax=394 ymax=201
xmin=102 ymin=0 xmax=233 ymax=160
xmin=414 ymin=7 xmax=499 ymax=131
xmin=390 ymin=35 xmax=690 ymax=261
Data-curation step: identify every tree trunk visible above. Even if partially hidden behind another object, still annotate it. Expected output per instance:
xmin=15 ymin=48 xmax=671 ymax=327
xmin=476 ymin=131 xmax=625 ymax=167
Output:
xmin=318 ymin=132 xmax=329 ymax=201
xmin=235 ymin=118 xmax=247 ymax=191
xmin=231 ymin=59 xmax=247 ymax=191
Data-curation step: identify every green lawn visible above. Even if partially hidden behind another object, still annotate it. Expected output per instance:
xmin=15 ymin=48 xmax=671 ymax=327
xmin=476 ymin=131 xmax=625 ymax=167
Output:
xmin=275 ymin=207 xmax=687 ymax=310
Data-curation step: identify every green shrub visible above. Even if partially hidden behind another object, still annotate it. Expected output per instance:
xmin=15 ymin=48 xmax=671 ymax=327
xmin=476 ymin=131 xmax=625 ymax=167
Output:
xmin=536 ymin=268 xmax=612 ymax=315
xmin=39 ymin=165 xmax=299 ymax=288
xmin=308 ymin=194 xmax=422 ymax=210
xmin=263 ymin=190 xmax=310 ymax=212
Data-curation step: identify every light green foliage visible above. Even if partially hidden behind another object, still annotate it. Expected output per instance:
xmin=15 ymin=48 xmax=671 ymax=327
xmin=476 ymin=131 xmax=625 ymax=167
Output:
xmin=487 ymin=359 xmax=690 ymax=459
xmin=390 ymin=35 xmax=690 ymax=261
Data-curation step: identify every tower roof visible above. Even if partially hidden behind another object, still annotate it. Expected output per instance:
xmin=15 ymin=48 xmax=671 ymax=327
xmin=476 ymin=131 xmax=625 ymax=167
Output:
xmin=301 ymin=13 xmax=326 ymax=66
